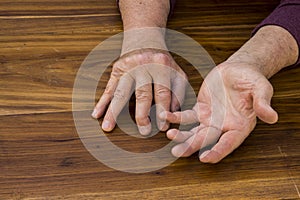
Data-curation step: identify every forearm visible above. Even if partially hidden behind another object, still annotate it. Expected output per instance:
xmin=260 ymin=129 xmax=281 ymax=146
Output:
xmin=119 ymin=0 xmax=170 ymax=30
xmin=226 ymin=25 xmax=299 ymax=78
xmin=118 ymin=0 xmax=170 ymax=55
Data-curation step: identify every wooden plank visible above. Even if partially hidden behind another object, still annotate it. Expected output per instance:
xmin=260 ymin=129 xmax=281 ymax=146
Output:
xmin=0 ymin=112 xmax=299 ymax=199
xmin=0 ymin=0 xmax=299 ymax=199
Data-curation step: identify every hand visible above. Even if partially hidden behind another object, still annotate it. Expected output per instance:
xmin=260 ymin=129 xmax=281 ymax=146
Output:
xmin=92 ymin=49 xmax=187 ymax=136
xmin=161 ymin=61 xmax=278 ymax=163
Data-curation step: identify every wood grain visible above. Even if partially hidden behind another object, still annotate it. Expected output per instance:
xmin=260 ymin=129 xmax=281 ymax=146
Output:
xmin=1 ymin=0 xmax=300 ymax=199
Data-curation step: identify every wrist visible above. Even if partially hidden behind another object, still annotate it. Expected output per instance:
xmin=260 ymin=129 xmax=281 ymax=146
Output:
xmin=225 ymin=53 xmax=266 ymax=78
xmin=226 ymin=25 xmax=298 ymax=78
xmin=121 ymin=27 xmax=168 ymax=56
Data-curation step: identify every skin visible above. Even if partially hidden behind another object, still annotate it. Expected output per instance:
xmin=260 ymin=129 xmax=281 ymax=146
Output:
xmin=92 ymin=0 xmax=187 ymax=135
xmin=161 ymin=25 xmax=299 ymax=163
xmin=92 ymin=1 xmax=299 ymax=163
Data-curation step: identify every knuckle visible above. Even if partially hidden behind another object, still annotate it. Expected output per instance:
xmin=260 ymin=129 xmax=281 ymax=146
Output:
xmin=116 ymin=52 xmax=150 ymax=72
xmin=114 ymin=66 xmax=127 ymax=75
xmin=111 ymin=66 xmax=122 ymax=77
xmin=113 ymin=60 xmax=129 ymax=74
xmin=127 ymin=52 xmax=149 ymax=66
xmin=136 ymin=89 xmax=152 ymax=101
xmin=136 ymin=53 xmax=147 ymax=61
xmin=103 ymin=86 xmax=114 ymax=95
xmin=111 ymin=69 xmax=120 ymax=78
xmin=153 ymin=53 xmax=170 ymax=65
xmin=112 ymin=60 xmax=123 ymax=70
xmin=132 ymin=53 xmax=146 ymax=63
xmin=113 ymin=88 xmax=126 ymax=101
xmin=103 ymin=81 xmax=117 ymax=96
xmin=113 ymin=60 xmax=122 ymax=68
xmin=221 ymin=137 xmax=234 ymax=151
xmin=122 ymin=53 xmax=140 ymax=64
xmin=124 ymin=56 xmax=133 ymax=64
xmin=155 ymin=87 xmax=170 ymax=99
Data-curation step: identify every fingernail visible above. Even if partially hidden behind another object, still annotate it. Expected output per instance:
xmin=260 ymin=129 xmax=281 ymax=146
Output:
xmin=159 ymin=111 xmax=166 ymax=119
xmin=171 ymin=146 xmax=182 ymax=157
xmin=166 ymin=129 xmax=178 ymax=140
xmin=92 ymin=109 xmax=98 ymax=118
xmin=200 ymin=151 xmax=210 ymax=160
xmin=138 ymin=124 xmax=151 ymax=136
xmin=159 ymin=121 xmax=168 ymax=132
xmin=102 ymin=120 xmax=110 ymax=130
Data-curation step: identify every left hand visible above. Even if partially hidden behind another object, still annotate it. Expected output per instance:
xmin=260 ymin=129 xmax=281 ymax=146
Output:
xmin=160 ymin=61 xmax=278 ymax=163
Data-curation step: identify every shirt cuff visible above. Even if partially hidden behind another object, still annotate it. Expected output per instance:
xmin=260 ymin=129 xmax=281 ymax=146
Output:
xmin=252 ymin=0 xmax=300 ymax=66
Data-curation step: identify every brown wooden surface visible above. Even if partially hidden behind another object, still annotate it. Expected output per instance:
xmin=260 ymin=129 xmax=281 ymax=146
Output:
xmin=1 ymin=0 xmax=300 ymax=199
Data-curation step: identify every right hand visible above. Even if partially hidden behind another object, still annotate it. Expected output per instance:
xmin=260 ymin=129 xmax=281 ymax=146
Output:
xmin=161 ymin=61 xmax=278 ymax=163
xmin=92 ymin=49 xmax=187 ymax=136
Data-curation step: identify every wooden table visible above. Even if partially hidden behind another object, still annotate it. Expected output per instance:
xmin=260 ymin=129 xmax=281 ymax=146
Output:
xmin=1 ymin=0 xmax=299 ymax=199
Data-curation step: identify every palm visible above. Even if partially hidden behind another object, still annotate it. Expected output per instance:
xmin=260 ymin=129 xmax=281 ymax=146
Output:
xmin=162 ymin=62 xmax=278 ymax=163
xmin=199 ymin=64 xmax=261 ymax=135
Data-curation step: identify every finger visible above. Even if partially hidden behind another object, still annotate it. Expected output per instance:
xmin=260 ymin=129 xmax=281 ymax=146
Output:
xmin=170 ymin=72 xmax=187 ymax=112
xmin=155 ymin=84 xmax=171 ymax=131
xmin=102 ymin=73 xmax=134 ymax=132
xmin=167 ymin=124 xmax=205 ymax=143
xmin=145 ymin=56 xmax=172 ymax=131
xmin=92 ymin=77 xmax=118 ymax=119
xmin=171 ymin=126 xmax=221 ymax=157
xmin=152 ymin=76 xmax=171 ymax=131
xmin=159 ymin=110 xmax=198 ymax=125
xmin=135 ymin=72 xmax=152 ymax=136
xmin=253 ymin=78 xmax=278 ymax=124
xmin=199 ymin=130 xmax=249 ymax=163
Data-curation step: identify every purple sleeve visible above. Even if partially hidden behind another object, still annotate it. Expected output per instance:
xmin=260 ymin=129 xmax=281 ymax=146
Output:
xmin=252 ymin=0 xmax=300 ymax=66
xmin=169 ymin=0 xmax=176 ymax=17
xmin=116 ymin=0 xmax=176 ymax=17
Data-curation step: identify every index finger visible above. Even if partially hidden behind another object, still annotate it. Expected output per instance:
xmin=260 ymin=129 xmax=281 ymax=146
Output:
xmin=159 ymin=110 xmax=198 ymax=125
xmin=102 ymin=73 xmax=134 ymax=132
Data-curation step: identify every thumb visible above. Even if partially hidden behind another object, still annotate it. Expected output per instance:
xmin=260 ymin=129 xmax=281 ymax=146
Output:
xmin=253 ymin=78 xmax=278 ymax=124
